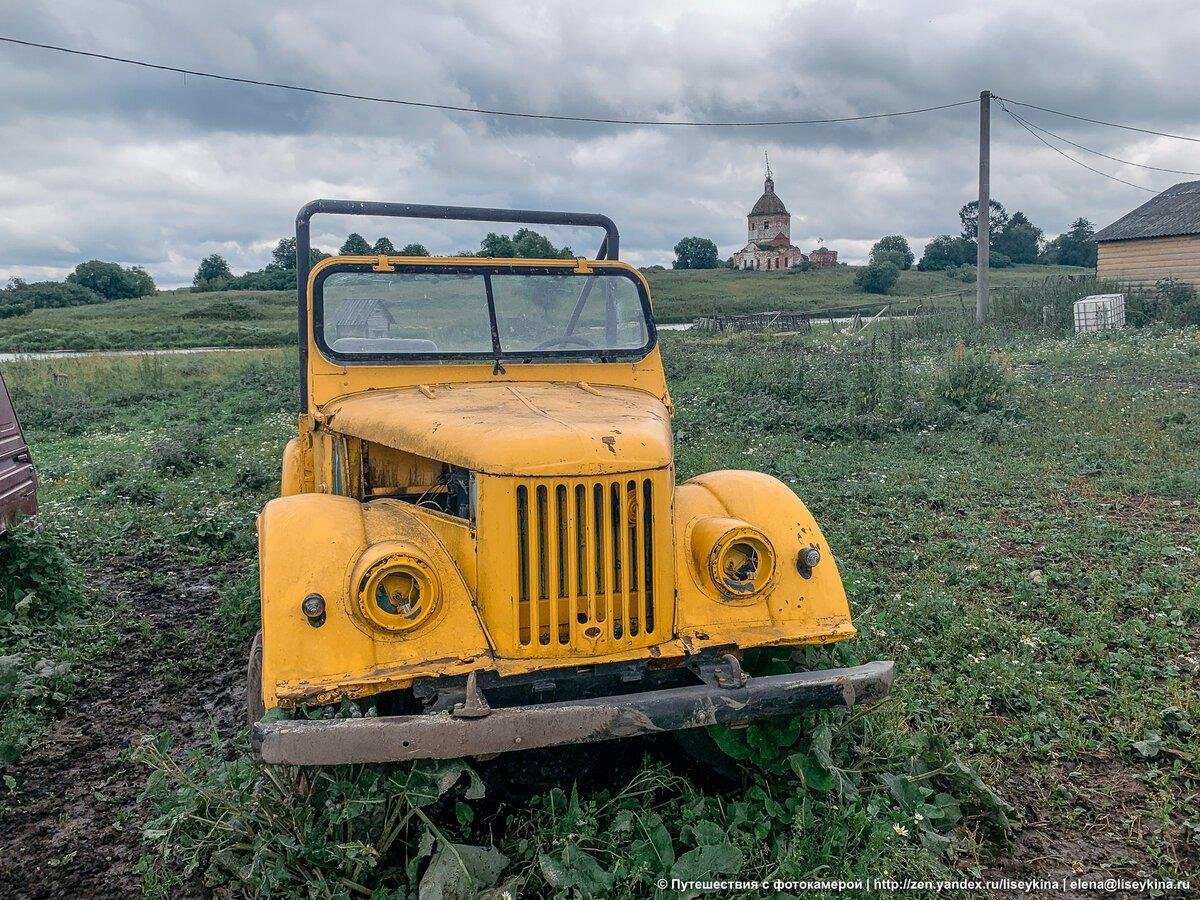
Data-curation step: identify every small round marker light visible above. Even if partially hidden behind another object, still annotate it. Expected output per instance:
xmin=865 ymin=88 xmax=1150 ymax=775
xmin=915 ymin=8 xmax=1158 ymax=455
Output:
xmin=797 ymin=546 xmax=821 ymax=579
xmin=302 ymin=592 xmax=326 ymax=627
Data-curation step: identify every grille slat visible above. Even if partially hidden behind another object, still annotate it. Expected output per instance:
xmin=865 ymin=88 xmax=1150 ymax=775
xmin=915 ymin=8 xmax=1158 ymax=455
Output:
xmin=515 ymin=475 xmax=659 ymax=653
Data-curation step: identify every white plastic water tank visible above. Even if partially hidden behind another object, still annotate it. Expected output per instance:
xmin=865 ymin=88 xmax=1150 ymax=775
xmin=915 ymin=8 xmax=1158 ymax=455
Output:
xmin=1074 ymin=294 xmax=1126 ymax=334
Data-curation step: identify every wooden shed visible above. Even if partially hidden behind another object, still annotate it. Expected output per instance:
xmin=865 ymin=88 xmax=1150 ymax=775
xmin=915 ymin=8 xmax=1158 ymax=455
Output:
xmin=1094 ymin=180 xmax=1200 ymax=289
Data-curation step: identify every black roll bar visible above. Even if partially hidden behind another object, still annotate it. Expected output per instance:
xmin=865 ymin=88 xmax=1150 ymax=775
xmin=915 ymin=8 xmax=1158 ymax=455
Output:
xmin=294 ymin=199 xmax=621 ymax=410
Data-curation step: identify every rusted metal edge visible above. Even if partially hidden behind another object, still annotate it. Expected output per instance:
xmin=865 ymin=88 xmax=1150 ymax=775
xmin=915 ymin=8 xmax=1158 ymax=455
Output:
xmin=255 ymin=660 xmax=894 ymax=765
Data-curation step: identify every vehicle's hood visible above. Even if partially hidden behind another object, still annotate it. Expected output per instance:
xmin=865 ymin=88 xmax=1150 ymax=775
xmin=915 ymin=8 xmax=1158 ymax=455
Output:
xmin=321 ymin=382 xmax=672 ymax=476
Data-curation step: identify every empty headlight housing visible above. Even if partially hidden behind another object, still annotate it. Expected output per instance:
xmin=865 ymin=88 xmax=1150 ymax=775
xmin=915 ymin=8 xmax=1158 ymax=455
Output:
xmin=691 ymin=516 xmax=777 ymax=601
xmin=356 ymin=552 xmax=440 ymax=633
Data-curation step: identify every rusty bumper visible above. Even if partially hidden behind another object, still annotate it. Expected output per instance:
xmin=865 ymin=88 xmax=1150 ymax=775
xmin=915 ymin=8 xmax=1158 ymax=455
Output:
xmin=255 ymin=660 xmax=894 ymax=765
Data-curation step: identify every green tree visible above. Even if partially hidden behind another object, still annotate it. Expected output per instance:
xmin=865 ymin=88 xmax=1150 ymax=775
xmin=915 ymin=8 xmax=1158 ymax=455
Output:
xmin=672 ymin=236 xmax=721 ymax=270
xmin=340 ymin=233 xmax=373 ymax=255
xmin=67 ymin=260 xmax=156 ymax=299
xmin=268 ymin=238 xmax=330 ymax=272
xmin=854 ymin=260 xmax=900 ymax=294
xmin=869 ymin=235 xmax=913 ymax=269
xmin=480 ymin=229 xmax=572 ymax=259
xmin=270 ymin=238 xmax=297 ymax=270
xmin=917 ymin=235 xmax=975 ymax=271
xmin=399 ymin=243 xmax=430 ymax=256
xmin=193 ymin=254 xmax=232 ymax=289
xmin=372 ymin=237 xmax=396 ymax=255
xmin=994 ymin=211 xmax=1043 ymax=264
xmin=959 ymin=199 xmax=1008 ymax=242
xmin=1040 ymin=218 xmax=1097 ymax=267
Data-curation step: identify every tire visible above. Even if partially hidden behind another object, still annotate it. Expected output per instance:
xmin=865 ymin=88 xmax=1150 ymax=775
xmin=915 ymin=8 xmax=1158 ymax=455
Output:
xmin=247 ymin=630 xmax=265 ymax=752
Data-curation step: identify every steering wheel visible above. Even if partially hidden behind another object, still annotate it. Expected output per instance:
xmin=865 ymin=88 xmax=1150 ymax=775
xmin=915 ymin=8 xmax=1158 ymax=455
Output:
xmin=533 ymin=334 xmax=597 ymax=350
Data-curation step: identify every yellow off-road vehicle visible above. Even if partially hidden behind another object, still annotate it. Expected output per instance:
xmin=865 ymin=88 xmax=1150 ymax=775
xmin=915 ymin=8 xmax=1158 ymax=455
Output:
xmin=250 ymin=200 xmax=892 ymax=764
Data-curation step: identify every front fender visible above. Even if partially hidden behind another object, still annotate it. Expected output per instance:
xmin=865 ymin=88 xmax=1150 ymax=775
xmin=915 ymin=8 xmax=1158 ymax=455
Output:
xmin=672 ymin=470 xmax=855 ymax=646
xmin=258 ymin=495 xmax=491 ymax=709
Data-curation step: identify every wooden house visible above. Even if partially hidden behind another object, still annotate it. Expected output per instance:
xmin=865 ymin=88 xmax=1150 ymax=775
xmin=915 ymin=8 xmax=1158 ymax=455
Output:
xmin=1094 ymin=181 xmax=1200 ymax=289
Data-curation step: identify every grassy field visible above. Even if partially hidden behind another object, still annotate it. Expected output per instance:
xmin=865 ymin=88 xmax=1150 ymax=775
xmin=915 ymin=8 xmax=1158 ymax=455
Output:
xmin=0 ymin=320 xmax=1196 ymax=896
xmin=643 ymin=264 xmax=1091 ymax=322
xmin=0 ymin=265 xmax=1091 ymax=352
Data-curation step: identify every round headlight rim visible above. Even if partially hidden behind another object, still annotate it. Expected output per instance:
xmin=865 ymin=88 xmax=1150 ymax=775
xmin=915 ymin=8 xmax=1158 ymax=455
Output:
xmin=356 ymin=552 xmax=441 ymax=634
xmin=705 ymin=524 xmax=778 ymax=602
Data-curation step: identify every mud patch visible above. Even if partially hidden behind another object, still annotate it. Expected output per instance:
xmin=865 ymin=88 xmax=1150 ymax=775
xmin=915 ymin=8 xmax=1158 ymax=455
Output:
xmin=0 ymin=552 xmax=247 ymax=899
xmin=983 ymin=755 xmax=1199 ymax=899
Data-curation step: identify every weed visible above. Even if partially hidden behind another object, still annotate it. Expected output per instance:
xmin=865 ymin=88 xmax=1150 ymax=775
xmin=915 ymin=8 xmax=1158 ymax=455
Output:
xmin=136 ymin=733 xmax=496 ymax=897
xmin=149 ymin=424 xmax=215 ymax=476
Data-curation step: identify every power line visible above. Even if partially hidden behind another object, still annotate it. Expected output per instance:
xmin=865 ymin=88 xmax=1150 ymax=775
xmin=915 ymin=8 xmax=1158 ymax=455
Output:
xmin=995 ymin=95 xmax=1200 ymax=144
xmin=0 ymin=36 xmax=977 ymax=127
xmin=998 ymin=102 xmax=1155 ymax=192
xmin=1005 ymin=107 xmax=1200 ymax=177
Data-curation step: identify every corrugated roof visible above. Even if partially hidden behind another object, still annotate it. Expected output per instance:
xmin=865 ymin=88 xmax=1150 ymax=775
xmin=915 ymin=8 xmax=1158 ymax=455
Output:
xmin=334 ymin=298 xmax=395 ymax=327
xmin=1093 ymin=180 xmax=1200 ymax=242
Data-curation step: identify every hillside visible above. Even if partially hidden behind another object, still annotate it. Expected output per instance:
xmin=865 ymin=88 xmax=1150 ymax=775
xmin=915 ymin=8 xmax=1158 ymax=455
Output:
xmin=644 ymin=263 xmax=1093 ymax=322
xmin=0 ymin=264 xmax=1092 ymax=352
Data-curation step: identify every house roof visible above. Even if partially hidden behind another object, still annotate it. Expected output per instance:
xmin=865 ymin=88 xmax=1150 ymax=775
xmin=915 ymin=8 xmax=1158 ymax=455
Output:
xmin=334 ymin=298 xmax=396 ymax=327
xmin=1093 ymin=180 xmax=1200 ymax=242
xmin=749 ymin=176 xmax=789 ymax=217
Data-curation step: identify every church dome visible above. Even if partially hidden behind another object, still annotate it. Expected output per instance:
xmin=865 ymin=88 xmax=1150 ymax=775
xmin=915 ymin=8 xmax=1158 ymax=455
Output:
xmin=749 ymin=176 xmax=789 ymax=217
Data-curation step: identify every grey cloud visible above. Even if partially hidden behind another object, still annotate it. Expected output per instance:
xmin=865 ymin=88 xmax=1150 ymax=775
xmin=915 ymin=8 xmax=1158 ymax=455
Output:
xmin=1 ymin=0 xmax=1198 ymax=286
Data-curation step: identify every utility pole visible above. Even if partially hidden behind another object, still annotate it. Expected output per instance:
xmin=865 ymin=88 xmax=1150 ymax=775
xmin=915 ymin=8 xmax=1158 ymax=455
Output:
xmin=976 ymin=90 xmax=991 ymax=325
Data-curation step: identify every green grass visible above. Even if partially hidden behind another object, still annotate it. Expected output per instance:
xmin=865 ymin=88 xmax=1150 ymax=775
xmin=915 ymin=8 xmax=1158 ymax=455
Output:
xmin=0 ymin=290 xmax=296 ymax=353
xmin=2 ymin=322 xmax=1197 ymax=896
xmin=0 ymin=265 xmax=1092 ymax=352
xmin=645 ymin=264 xmax=1092 ymax=322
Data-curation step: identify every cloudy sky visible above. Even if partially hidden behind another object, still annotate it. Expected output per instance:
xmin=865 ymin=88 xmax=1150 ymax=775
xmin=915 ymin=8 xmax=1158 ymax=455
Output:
xmin=2 ymin=1 xmax=1199 ymax=286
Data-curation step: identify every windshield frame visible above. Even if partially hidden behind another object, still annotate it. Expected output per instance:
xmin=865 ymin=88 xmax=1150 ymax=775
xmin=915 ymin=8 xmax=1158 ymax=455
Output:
xmin=312 ymin=259 xmax=658 ymax=366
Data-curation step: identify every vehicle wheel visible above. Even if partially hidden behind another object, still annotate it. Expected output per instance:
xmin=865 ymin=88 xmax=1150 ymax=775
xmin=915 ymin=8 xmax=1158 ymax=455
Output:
xmin=672 ymin=727 xmax=744 ymax=784
xmin=247 ymin=630 xmax=265 ymax=751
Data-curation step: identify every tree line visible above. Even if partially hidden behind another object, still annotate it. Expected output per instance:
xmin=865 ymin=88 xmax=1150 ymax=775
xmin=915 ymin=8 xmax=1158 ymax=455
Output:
xmin=916 ymin=201 xmax=1097 ymax=272
xmin=1 ymin=260 xmax=156 ymax=318
xmin=192 ymin=229 xmax=574 ymax=291
xmin=850 ymin=203 xmax=1099 ymax=294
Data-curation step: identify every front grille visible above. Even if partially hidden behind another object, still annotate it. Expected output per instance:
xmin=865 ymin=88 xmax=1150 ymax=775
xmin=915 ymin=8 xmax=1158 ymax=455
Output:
xmin=514 ymin=476 xmax=658 ymax=651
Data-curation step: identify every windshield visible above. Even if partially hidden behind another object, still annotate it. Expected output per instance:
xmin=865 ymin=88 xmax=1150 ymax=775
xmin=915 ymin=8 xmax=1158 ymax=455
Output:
xmin=315 ymin=264 xmax=654 ymax=363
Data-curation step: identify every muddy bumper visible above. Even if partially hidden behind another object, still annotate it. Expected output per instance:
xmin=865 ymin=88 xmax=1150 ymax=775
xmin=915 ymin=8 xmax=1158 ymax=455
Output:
xmin=255 ymin=660 xmax=894 ymax=765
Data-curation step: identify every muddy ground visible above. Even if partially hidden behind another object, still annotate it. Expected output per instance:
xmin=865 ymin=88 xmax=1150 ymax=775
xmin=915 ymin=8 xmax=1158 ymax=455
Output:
xmin=0 ymin=553 xmax=245 ymax=899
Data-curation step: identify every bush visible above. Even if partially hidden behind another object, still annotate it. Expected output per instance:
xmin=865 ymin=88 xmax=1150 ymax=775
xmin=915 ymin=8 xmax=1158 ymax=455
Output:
xmin=0 ymin=297 xmax=32 ymax=318
xmin=149 ymin=424 xmax=214 ymax=476
xmin=938 ymin=344 xmax=1011 ymax=413
xmin=0 ymin=525 xmax=75 ymax=617
xmin=67 ymin=260 xmax=156 ymax=299
xmin=988 ymin=251 xmax=1013 ymax=268
xmin=182 ymin=300 xmax=267 ymax=321
xmin=1156 ymin=278 xmax=1200 ymax=327
xmin=854 ymin=261 xmax=900 ymax=294
xmin=3 ymin=280 xmax=105 ymax=309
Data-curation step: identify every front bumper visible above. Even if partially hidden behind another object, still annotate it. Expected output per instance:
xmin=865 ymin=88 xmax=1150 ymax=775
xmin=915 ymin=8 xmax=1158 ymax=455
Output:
xmin=255 ymin=659 xmax=894 ymax=765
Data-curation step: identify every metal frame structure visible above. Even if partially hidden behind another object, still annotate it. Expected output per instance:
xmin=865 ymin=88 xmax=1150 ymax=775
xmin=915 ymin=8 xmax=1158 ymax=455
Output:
xmin=294 ymin=199 xmax=621 ymax=408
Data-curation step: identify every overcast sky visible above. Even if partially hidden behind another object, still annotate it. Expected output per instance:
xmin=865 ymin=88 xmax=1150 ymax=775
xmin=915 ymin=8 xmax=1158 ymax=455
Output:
xmin=2 ymin=1 xmax=1199 ymax=286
